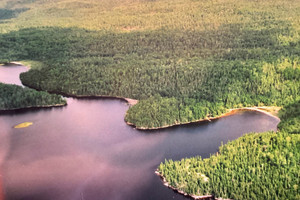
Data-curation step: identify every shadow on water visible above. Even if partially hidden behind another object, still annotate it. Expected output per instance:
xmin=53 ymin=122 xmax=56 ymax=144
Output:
xmin=0 ymin=106 xmax=64 ymax=116
xmin=136 ymin=119 xmax=214 ymax=135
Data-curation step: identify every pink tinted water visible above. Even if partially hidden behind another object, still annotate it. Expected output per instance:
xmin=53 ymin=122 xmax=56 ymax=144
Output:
xmin=0 ymin=65 xmax=279 ymax=200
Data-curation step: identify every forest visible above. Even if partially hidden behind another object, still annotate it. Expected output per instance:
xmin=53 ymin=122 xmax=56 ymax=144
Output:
xmin=158 ymin=101 xmax=300 ymax=200
xmin=0 ymin=83 xmax=66 ymax=110
xmin=0 ymin=0 xmax=298 ymax=128
xmin=277 ymin=100 xmax=300 ymax=134
xmin=0 ymin=22 xmax=298 ymax=128
xmin=0 ymin=0 xmax=299 ymax=199
xmin=0 ymin=1 xmax=299 ymax=128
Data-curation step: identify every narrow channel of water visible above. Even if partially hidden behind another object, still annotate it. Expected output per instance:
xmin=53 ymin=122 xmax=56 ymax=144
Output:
xmin=0 ymin=65 xmax=279 ymax=200
xmin=0 ymin=64 xmax=28 ymax=86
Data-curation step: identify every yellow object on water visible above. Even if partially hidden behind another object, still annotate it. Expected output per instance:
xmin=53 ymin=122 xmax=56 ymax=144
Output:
xmin=14 ymin=122 xmax=33 ymax=128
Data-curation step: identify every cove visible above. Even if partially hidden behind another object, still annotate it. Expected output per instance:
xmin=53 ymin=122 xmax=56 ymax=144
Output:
xmin=0 ymin=65 xmax=279 ymax=200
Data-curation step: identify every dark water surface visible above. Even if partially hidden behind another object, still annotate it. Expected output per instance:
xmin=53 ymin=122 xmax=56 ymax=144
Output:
xmin=0 ymin=65 xmax=279 ymax=200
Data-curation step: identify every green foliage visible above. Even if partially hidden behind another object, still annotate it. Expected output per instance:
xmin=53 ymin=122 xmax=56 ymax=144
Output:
xmin=278 ymin=100 xmax=300 ymax=134
xmin=0 ymin=1 xmax=298 ymax=129
xmin=0 ymin=83 xmax=66 ymax=110
xmin=158 ymin=101 xmax=300 ymax=199
xmin=0 ymin=0 xmax=299 ymax=199
xmin=0 ymin=24 xmax=297 ymax=128
xmin=0 ymin=0 xmax=299 ymax=33
xmin=158 ymin=131 xmax=300 ymax=199
xmin=125 ymin=95 xmax=226 ymax=128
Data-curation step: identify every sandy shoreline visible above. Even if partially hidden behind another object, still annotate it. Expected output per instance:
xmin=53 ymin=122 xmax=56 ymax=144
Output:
xmin=126 ymin=106 xmax=281 ymax=130
xmin=124 ymin=98 xmax=139 ymax=106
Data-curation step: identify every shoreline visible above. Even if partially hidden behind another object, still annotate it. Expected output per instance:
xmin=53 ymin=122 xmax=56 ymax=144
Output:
xmin=155 ymin=170 xmax=215 ymax=200
xmin=20 ymin=82 xmax=139 ymax=107
xmin=3 ymin=62 xmax=138 ymax=108
xmin=39 ymin=91 xmax=139 ymax=106
xmin=0 ymin=62 xmax=29 ymax=68
xmin=22 ymin=82 xmax=281 ymax=131
xmin=0 ymin=103 xmax=67 ymax=113
xmin=0 ymin=63 xmax=67 ymax=112
xmin=126 ymin=106 xmax=281 ymax=130
xmin=13 ymin=62 xmax=280 ymax=131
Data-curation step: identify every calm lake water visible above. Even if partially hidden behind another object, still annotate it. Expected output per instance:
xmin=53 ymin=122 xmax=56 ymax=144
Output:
xmin=0 ymin=64 xmax=28 ymax=86
xmin=0 ymin=65 xmax=279 ymax=200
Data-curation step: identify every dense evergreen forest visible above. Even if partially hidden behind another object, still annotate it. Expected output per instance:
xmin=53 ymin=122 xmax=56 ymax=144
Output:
xmin=0 ymin=0 xmax=299 ymax=199
xmin=0 ymin=9 xmax=298 ymax=128
xmin=14 ymin=26 xmax=300 ymax=128
xmin=158 ymin=101 xmax=300 ymax=200
xmin=277 ymin=100 xmax=300 ymax=134
xmin=0 ymin=83 xmax=66 ymax=110
xmin=0 ymin=0 xmax=299 ymax=129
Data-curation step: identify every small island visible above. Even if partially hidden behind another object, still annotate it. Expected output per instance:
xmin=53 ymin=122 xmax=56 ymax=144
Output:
xmin=14 ymin=122 xmax=33 ymax=128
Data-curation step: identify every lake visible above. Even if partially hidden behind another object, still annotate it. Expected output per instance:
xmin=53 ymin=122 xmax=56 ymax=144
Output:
xmin=0 ymin=65 xmax=279 ymax=200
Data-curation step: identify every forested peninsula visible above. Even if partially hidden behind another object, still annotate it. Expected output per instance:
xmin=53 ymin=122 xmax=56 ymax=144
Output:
xmin=157 ymin=100 xmax=300 ymax=200
xmin=0 ymin=82 xmax=66 ymax=111
xmin=0 ymin=0 xmax=299 ymax=199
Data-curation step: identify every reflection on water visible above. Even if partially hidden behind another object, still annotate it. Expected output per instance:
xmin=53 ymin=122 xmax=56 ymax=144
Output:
xmin=0 ymin=65 xmax=280 ymax=200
